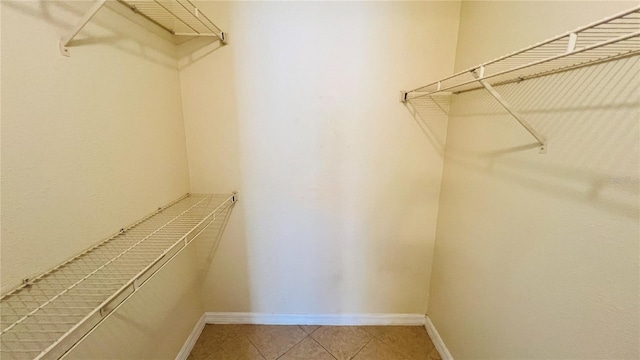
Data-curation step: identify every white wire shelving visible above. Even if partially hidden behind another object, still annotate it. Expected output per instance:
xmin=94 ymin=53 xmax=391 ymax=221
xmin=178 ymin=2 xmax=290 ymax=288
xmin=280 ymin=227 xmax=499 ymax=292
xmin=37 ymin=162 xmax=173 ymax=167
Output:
xmin=400 ymin=6 xmax=640 ymax=153
xmin=60 ymin=0 xmax=226 ymax=56
xmin=0 ymin=193 xmax=237 ymax=360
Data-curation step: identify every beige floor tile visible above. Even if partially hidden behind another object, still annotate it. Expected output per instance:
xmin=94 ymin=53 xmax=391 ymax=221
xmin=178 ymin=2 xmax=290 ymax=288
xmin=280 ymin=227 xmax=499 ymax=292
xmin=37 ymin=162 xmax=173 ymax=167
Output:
xmin=189 ymin=324 xmax=441 ymax=360
xmin=205 ymin=324 xmax=252 ymax=339
xmin=299 ymin=325 xmax=321 ymax=334
xmin=279 ymin=337 xmax=336 ymax=360
xmin=310 ymin=326 xmax=372 ymax=360
xmin=428 ymin=347 xmax=442 ymax=360
xmin=190 ymin=325 xmax=250 ymax=360
xmin=362 ymin=326 xmax=435 ymax=360
xmin=352 ymin=338 xmax=408 ymax=360
xmin=202 ymin=335 xmax=265 ymax=360
xmin=244 ymin=325 xmax=307 ymax=360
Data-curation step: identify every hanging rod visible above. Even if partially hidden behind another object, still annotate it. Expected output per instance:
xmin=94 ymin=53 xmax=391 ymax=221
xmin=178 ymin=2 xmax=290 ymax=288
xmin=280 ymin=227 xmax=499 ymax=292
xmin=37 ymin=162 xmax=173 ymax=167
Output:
xmin=0 ymin=193 xmax=237 ymax=360
xmin=60 ymin=0 xmax=227 ymax=56
xmin=400 ymin=5 xmax=640 ymax=153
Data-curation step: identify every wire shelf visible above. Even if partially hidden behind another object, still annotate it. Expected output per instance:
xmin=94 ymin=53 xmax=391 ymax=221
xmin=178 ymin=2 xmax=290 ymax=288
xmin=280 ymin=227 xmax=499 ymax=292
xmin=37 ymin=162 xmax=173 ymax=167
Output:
xmin=402 ymin=6 xmax=640 ymax=100
xmin=60 ymin=0 xmax=226 ymax=56
xmin=0 ymin=193 xmax=237 ymax=360
xmin=117 ymin=0 xmax=224 ymax=39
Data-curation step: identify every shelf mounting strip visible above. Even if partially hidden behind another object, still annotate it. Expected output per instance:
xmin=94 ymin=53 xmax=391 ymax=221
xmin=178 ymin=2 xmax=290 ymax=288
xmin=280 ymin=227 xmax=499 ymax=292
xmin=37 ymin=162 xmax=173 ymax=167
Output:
xmin=400 ymin=5 xmax=640 ymax=153
xmin=0 ymin=192 xmax=237 ymax=360
xmin=60 ymin=0 xmax=227 ymax=56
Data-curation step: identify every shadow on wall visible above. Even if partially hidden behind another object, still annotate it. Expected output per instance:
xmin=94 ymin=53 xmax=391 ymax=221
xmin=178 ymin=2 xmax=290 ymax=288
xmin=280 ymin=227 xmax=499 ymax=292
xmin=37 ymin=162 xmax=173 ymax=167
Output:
xmin=3 ymin=0 xmax=221 ymax=69
xmin=65 ymin=245 xmax=203 ymax=359
xmin=443 ymin=56 xmax=639 ymax=219
xmin=195 ymin=199 xmax=236 ymax=281
xmin=173 ymin=0 xmax=252 ymax=312
xmin=403 ymin=95 xmax=451 ymax=157
xmin=177 ymin=36 xmax=225 ymax=70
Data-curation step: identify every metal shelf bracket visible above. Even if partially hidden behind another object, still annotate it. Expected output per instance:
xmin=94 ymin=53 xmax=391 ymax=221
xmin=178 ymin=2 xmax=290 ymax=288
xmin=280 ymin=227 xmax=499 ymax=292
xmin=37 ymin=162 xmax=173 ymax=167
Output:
xmin=59 ymin=0 xmax=227 ymax=57
xmin=400 ymin=90 xmax=408 ymax=103
xmin=59 ymin=0 xmax=107 ymax=57
xmin=471 ymin=67 xmax=547 ymax=154
xmin=399 ymin=6 xmax=640 ymax=154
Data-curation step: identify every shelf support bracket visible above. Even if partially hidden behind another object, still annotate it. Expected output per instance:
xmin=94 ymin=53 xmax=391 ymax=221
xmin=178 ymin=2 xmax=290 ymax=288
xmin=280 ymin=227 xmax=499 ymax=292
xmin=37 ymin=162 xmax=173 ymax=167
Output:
xmin=60 ymin=0 xmax=107 ymax=57
xmin=399 ymin=90 xmax=408 ymax=103
xmin=471 ymin=67 xmax=547 ymax=153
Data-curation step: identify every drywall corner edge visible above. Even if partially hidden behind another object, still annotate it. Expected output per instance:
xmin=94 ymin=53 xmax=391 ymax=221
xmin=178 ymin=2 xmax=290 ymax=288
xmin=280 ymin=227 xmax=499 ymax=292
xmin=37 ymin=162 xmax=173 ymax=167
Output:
xmin=425 ymin=315 xmax=453 ymax=360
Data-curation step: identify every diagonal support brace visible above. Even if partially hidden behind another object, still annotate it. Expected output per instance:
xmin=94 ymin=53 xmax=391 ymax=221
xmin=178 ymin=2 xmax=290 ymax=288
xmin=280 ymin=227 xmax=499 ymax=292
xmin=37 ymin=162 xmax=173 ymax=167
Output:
xmin=60 ymin=0 xmax=107 ymax=57
xmin=472 ymin=67 xmax=547 ymax=153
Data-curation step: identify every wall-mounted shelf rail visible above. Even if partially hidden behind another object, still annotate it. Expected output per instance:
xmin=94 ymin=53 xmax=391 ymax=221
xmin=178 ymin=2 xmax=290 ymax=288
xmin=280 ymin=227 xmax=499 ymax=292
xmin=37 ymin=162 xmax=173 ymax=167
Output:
xmin=400 ymin=5 xmax=640 ymax=153
xmin=0 ymin=193 xmax=237 ymax=360
xmin=60 ymin=0 xmax=226 ymax=56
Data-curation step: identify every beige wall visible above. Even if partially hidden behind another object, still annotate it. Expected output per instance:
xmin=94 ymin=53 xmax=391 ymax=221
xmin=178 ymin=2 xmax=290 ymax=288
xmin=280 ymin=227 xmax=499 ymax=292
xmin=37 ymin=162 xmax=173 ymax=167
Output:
xmin=4 ymin=1 xmax=638 ymax=359
xmin=179 ymin=1 xmax=461 ymax=315
xmin=428 ymin=1 xmax=640 ymax=359
xmin=0 ymin=1 xmax=190 ymax=293
xmin=64 ymin=244 xmax=204 ymax=360
xmin=1 ymin=1 xmax=199 ymax=358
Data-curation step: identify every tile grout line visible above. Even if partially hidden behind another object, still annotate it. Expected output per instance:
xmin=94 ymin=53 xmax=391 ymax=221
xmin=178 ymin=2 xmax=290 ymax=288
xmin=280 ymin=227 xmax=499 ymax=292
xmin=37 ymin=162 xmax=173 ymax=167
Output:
xmin=362 ymin=326 xmax=436 ymax=358
xmin=243 ymin=331 xmax=267 ymax=360
xmin=196 ymin=324 xmax=436 ymax=360
xmin=307 ymin=327 xmax=338 ymax=360
xmin=350 ymin=337 xmax=374 ymax=359
xmin=307 ymin=325 xmax=320 ymax=336
xmin=360 ymin=326 xmax=386 ymax=340
xmin=297 ymin=324 xmax=312 ymax=335
xmin=274 ymin=330 xmax=311 ymax=360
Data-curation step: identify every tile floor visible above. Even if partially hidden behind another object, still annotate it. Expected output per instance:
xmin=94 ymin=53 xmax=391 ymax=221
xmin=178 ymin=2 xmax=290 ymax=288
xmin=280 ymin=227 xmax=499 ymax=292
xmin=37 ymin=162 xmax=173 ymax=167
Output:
xmin=188 ymin=324 xmax=442 ymax=360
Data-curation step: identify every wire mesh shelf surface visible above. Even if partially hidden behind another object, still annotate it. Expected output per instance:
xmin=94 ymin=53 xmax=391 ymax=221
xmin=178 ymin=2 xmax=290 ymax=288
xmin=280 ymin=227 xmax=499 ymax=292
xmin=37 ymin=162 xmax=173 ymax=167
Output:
xmin=60 ymin=0 xmax=225 ymax=56
xmin=0 ymin=193 xmax=236 ymax=360
xmin=117 ymin=0 xmax=224 ymax=39
xmin=404 ymin=6 xmax=640 ymax=100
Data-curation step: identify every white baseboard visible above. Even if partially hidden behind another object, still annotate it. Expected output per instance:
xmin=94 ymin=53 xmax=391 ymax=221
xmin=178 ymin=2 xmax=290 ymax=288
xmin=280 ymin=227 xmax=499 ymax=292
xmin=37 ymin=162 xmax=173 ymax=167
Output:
xmin=175 ymin=313 xmax=206 ymax=360
xmin=177 ymin=312 xmax=440 ymax=360
xmin=425 ymin=315 xmax=453 ymax=360
xmin=204 ymin=312 xmax=426 ymax=326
